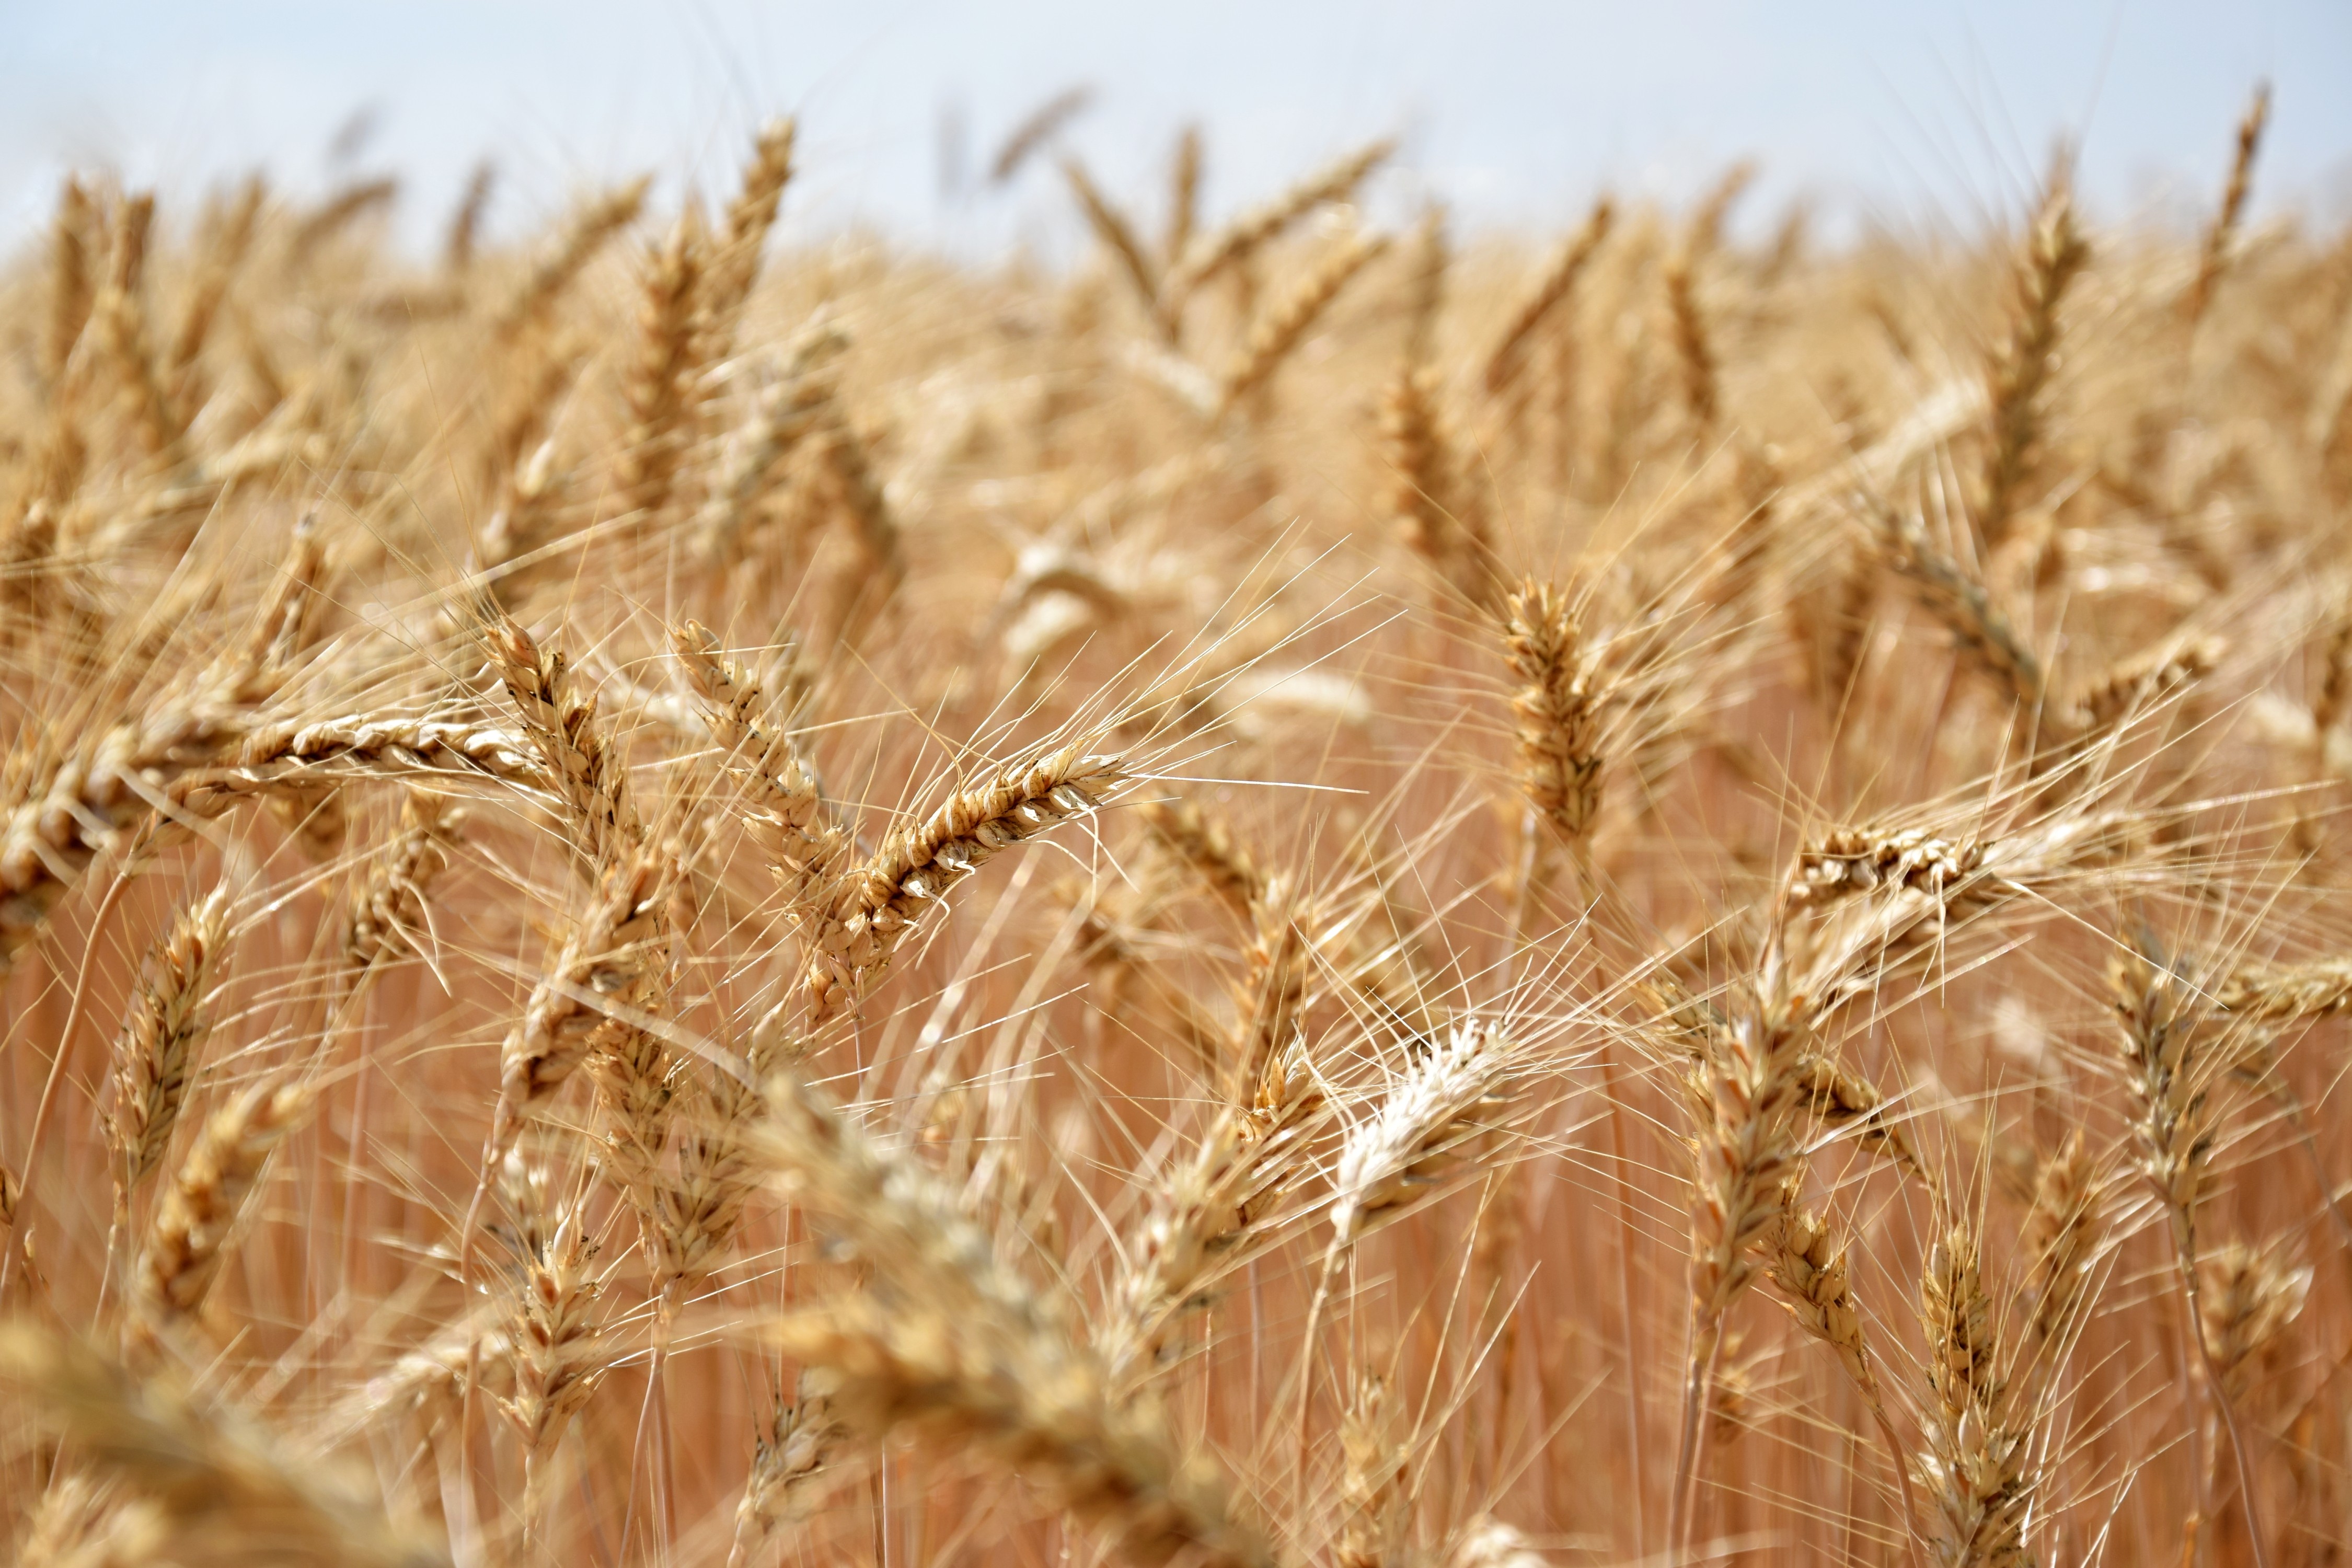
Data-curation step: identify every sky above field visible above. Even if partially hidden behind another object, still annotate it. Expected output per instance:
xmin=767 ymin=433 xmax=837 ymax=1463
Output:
xmin=3 ymin=1 xmax=2347 ymax=253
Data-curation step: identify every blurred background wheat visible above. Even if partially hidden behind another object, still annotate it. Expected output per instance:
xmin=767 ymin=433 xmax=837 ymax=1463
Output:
xmin=1 ymin=7 xmax=2350 ymax=1567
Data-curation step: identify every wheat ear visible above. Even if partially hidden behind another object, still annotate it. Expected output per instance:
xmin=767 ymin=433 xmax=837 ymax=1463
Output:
xmin=93 ymin=191 xmax=185 ymax=460
xmin=805 ymin=745 xmax=1122 ymax=1018
xmin=1063 ymin=156 xmax=1161 ymax=312
xmin=618 ymin=214 xmax=706 ymax=521
xmin=1502 ymin=578 xmax=1607 ymax=847
xmin=1764 ymin=1200 xmax=1927 ymax=1566
xmin=1381 ymin=366 xmax=1496 ymax=609
xmin=689 ymin=316 xmax=845 ymax=562
xmin=1336 ymin=1370 xmax=1408 ymax=1568
xmin=728 ymin=1373 xmax=848 ymax=1566
xmin=1162 ymin=136 xmax=1394 ymax=321
xmin=2184 ymin=83 xmax=2270 ymax=326
xmin=1482 ymin=198 xmax=1614 ymax=398
xmin=1864 ymin=500 xmax=2046 ymax=713
xmin=1978 ymin=181 xmax=2090 ymax=548
xmin=1137 ymin=795 xmax=1265 ymax=922
xmin=132 ymin=1078 xmax=316 ymax=1341
xmin=1915 ymin=1223 xmax=2039 ymax=1568
xmin=1102 ymin=1045 xmax=1322 ymax=1385
xmin=671 ymin=618 xmax=841 ymax=896
xmin=1218 ymin=229 xmax=1390 ymax=416
xmin=104 ymin=888 xmax=232 ymax=1203
xmin=340 ymin=790 xmax=465 ymax=974
xmin=2108 ymin=939 xmax=2273 ymax=1568
xmin=44 ymin=175 xmax=96 ymax=386
xmin=758 ymin=1074 xmax=1275 ymax=1568
xmin=0 ymin=1324 xmax=434 ymax=1567
xmin=494 ymin=1161 xmax=612 ymax=1546
xmin=496 ymin=175 xmax=651 ymax=339
xmin=702 ymin=117 xmax=797 ymax=343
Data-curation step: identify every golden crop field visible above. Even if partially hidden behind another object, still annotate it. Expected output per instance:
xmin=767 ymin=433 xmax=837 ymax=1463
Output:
xmin=1 ymin=85 xmax=2347 ymax=1567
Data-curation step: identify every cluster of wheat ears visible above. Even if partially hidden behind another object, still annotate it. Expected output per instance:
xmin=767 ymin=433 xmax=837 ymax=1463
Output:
xmin=0 ymin=82 xmax=2346 ymax=1567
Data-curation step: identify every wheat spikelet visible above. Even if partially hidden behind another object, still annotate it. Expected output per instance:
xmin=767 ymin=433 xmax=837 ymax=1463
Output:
xmin=1663 ymin=237 xmax=1720 ymax=436
xmin=1448 ymin=1516 xmax=1543 ymax=1568
xmin=1399 ymin=204 xmax=1449 ymax=368
xmin=92 ymin=191 xmax=183 ymax=460
xmin=1165 ymin=124 xmax=1203 ymax=273
xmin=988 ymin=85 xmax=1094 ymax=184
xmin=2109 ymin=937 xmax=2276 ymax=1566
xmin=729 ymin=1376 xmax=847 ymax=1564
xmin=167 ymin=174 xmax=264 ymax=393
xmin=1763 ymin=1203 xmax=1882 ymax=1398
xmin=2108 ymin=941 xmax=2224 ymax=1259
xmin=493 ymin=1163 xmax=610 ymax=1513
xmin=814 ymin=411 xmax=906 ymax=608
xmin=1864 ymin=500 xmax=2045 ymax=712
xmin=202 ymin=713 xmax=546 ymax=801
xmin=774 ymin=1297 xmax=1273 ymax=1568
xmin=1224 ymin=875 xmax=1311 ymax=1101
xmin=1102 ymin=1053 xmax=1320 ymax=1383
xmin=653 ymin=1058 xmax=769 ymax=1289
xmin=477 ymin=609 xmax=639 ymax=868
xmin=0 ymin=674 xmax=276 ymax=973
xmin=494 ymin=848 xmax=671 ymax=1129
xmin=762 ymin=1071 xmax=1270 ymax=1568
xmin=2197 ymin=1240 xmax=2309 ymax=1400
xmin=2059 ymin=633 xmax=2224 ymax=736
xmin=759 ymin=1071 xmax=1273 ymax=1568
xmin=290 ymin=176 xmax=398 ymax=264
xmin=1794 ymin=1054 xmax=1924 ymax=1178
xmin=1792 ymin=825 xmax=1982 ymax=908
xmin=14 ymin=1471 xmax=168 ymax=1568
xmin=2214 ymin=958 xmax=2352 ymax=1021
xmin=104 ymin=887 xmax=232 ymax=1199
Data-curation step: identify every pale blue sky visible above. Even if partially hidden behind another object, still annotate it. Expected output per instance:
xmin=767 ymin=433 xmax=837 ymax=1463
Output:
xmin=3 ymin=2 xmax=2346 ymax=253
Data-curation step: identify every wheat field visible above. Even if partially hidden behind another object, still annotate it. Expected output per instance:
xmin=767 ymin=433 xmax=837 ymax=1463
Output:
xmin=0 ymin=86 xmax=2347 ymax=1567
